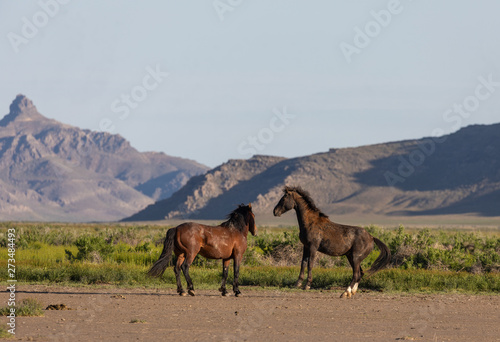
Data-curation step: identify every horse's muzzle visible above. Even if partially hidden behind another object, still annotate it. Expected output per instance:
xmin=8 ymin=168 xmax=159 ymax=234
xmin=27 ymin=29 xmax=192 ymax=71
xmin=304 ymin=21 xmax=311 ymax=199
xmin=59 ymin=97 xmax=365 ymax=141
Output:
xmin=273 ymin=207 xmax=281 ymax=217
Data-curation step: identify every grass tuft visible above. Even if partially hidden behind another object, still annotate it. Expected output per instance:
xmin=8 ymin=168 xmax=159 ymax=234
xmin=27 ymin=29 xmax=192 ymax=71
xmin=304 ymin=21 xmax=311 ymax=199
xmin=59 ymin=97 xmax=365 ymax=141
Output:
xmin=130 ymin=319 xmax=147 ymax=324
xmin=0 ymin=325 xmax=13 ymax=339
xmin=0 ymin=298 xmax=44 ymax=317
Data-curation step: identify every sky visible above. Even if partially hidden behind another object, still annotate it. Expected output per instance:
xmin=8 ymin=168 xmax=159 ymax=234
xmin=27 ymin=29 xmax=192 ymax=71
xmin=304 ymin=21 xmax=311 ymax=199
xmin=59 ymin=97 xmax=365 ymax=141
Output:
xmin=1 ymin=1 xmax=499 ymax=167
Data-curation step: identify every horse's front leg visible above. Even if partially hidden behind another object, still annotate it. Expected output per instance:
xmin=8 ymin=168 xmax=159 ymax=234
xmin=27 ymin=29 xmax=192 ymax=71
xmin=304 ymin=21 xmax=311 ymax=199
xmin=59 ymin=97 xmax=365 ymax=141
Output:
xmin=295 ymin=246 xmax=310 ymax=288
xmin=304 ymin=247 xmax=318 ymax=290
xmin=232 ymin=257 xmax=242 ymax=297
xmin=219 ymin=259 xmax=231 ymax=296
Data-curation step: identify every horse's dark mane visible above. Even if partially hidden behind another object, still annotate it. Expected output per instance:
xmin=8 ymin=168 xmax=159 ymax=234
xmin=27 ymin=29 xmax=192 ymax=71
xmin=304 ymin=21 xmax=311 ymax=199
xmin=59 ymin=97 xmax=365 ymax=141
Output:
xmin=284 ymin=186 xmax=328 ymax=218
xmin=221 ymin=205 xmax=253 ymax=232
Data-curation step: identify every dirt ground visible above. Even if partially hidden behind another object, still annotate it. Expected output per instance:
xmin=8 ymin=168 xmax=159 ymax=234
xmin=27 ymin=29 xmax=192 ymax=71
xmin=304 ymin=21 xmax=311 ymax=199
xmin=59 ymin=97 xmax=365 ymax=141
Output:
xmin=2 ymin=285 xmax=499 ymax=342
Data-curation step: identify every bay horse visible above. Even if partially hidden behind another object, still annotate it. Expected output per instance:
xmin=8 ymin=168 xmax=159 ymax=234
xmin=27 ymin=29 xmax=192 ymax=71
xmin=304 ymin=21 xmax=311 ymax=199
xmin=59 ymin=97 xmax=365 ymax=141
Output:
xmin=148 ymin=204 xmax=256 ymax=297
xmin=273 ymin=186 xmax=391 ymax=298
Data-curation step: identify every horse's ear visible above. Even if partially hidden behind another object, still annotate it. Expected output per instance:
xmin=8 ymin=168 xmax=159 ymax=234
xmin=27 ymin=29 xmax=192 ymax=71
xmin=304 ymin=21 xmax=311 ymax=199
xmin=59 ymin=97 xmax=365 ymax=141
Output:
xmin=248 ymin=203 xmax=252 ymax=209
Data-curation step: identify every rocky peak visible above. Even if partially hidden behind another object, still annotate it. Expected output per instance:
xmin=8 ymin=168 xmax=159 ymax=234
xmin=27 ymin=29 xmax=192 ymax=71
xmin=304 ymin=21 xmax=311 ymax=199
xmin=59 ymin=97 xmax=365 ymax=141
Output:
xmin=10 ymin=94 xmax=35 ymax=112
xmin=0 ymin=94 xmax=209 ymax=221
xmin=1 ymin=94 xmax=45 ymax=126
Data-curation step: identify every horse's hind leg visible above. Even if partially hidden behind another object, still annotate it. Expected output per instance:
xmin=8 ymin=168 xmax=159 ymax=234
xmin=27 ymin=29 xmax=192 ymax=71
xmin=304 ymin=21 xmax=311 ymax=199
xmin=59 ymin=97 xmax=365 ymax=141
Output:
xmin=341 ymin=250 xmax=367 ymax=298
xmin=181 ymin=253 xmax=197 ymax=296
xmin=355 ymin=265 xmax=364 ymax=294
xmin=350 ymin=260 xmax=365 ymax=296
xmin=340 ymin=252 xmax=361 ymax=299
xmin=175 ymin=255 xmax=187 ymax=296
xmin=219 ymin=259 xmax=231 ymax=296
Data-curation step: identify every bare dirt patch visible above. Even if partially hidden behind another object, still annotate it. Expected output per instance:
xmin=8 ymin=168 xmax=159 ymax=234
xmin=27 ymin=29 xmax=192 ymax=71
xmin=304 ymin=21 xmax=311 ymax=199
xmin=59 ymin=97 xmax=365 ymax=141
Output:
xmin=2 ymin=285 xmax=499 ymax=342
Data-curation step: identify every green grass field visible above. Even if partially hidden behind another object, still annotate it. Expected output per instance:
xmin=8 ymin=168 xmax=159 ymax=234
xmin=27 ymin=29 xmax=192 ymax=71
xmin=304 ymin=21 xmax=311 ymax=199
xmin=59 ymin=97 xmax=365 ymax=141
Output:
xmin=1 ymin=222 xmax=499 ymax=293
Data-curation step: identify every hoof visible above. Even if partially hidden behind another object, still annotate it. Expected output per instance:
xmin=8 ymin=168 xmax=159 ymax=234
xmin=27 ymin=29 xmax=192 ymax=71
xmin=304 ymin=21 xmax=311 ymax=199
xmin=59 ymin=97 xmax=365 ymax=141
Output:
xmin=179 ymin=291 xmax=187 ymax=297
xmin=234 ymin=292 xmax=241 ymax=297
xmin=188 ymin=290 xmax=195 ymax=296
xmin=340 ymin=291 xmax=352 ymax=299
xmin=304 ymin=285 xmax=311 ymax=290
xmin=295 ymin=281 xmax=303 ymax=288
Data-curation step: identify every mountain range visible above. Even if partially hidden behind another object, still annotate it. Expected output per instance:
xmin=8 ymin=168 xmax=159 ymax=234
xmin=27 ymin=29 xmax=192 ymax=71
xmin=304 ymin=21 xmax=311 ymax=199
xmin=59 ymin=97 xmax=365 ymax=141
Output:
xmin=0 ymin=95 xmax=208 ymax=221
xmin=2 ymin=94 xmax=498 ymax=223
xmin=124 ymin=123 xmax=500 ymax=222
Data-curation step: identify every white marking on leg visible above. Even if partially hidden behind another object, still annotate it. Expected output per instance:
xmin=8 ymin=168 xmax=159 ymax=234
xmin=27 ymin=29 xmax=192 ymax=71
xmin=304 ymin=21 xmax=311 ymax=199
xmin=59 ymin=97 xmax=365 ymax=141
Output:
xmin=341 ymin=286 xmax=353 ymax=298
xmin=352 ymin=283 xmax=359 ymax=294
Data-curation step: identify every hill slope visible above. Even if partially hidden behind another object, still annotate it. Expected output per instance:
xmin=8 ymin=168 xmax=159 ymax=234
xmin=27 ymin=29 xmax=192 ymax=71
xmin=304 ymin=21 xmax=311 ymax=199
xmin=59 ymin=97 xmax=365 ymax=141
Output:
xmin=124 ymin=123 xmax=500 ymax=221
xmin=0 ymin=95 xmax=208 ymax=221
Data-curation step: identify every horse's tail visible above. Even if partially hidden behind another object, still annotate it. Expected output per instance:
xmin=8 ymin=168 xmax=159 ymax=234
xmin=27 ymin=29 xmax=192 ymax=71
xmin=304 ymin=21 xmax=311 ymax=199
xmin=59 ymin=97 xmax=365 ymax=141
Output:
xmin=148 ymin=228 xmax=176 ymax=277
xmin=366 ymin=237 xmax=391 ymax=277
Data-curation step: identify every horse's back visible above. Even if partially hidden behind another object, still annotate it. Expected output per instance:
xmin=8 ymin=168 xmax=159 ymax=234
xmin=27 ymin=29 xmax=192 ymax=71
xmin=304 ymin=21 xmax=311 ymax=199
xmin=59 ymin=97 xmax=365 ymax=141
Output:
xmin=175 ymin=222 xmax=203 ymax=235
xmin=174 ymin=222 xmax=205 ymax=247
xmin=176 ymin=222 xmax=238 ymax=239
xmin=316 ymin=220 xmax=374 ymax=256
xmin=174 ymin=222 xmax=243 ymax=259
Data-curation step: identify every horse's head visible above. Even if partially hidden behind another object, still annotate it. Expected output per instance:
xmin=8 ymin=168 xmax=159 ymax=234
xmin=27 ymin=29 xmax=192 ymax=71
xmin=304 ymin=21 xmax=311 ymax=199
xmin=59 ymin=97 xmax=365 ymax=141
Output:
xmin=230 ymin=203 xmax=257 ymax=236
xmin=246 ymin=203 xmax=257 ymax=236
xmin=273 ymin=187 xmax=296 ymax=217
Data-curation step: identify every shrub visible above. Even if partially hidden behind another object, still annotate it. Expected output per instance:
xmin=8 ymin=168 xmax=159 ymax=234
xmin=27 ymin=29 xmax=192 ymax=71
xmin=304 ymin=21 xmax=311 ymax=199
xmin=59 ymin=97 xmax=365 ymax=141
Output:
xmin=66 ymin=235 xmax=114 ymax=262
xmin=103 ymin=227 xmax=139 ymax=245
